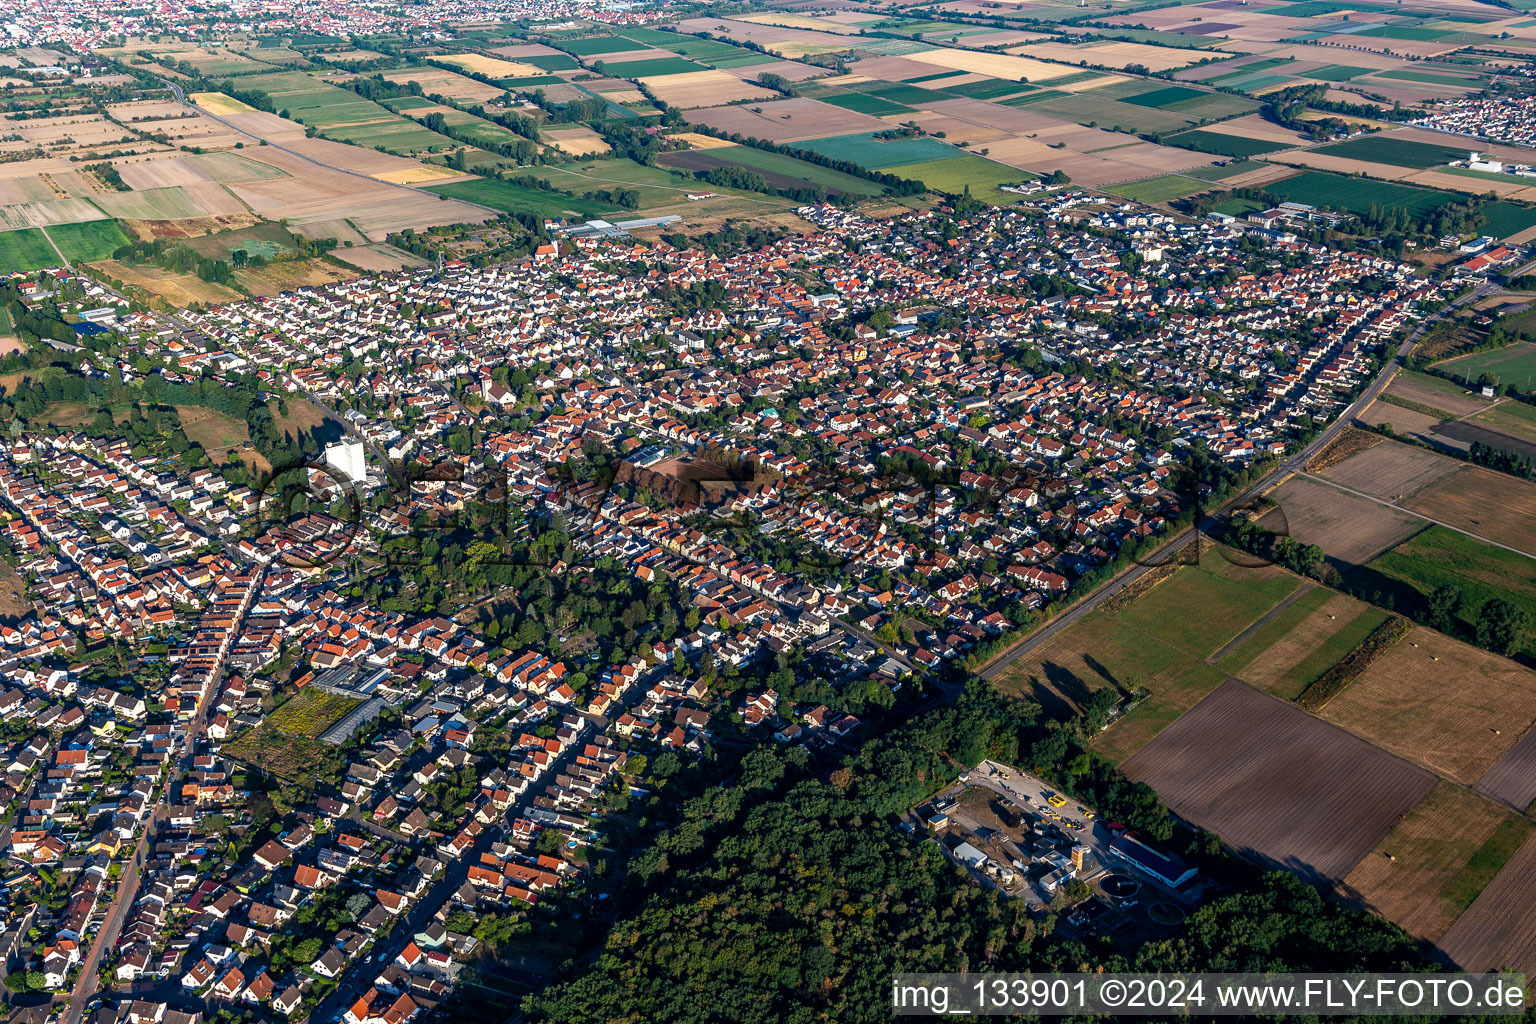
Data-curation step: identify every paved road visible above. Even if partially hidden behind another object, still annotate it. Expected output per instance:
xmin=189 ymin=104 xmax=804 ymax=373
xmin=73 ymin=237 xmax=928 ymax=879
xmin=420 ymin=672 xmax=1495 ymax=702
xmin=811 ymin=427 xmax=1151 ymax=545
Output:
xmin=307 ymin=722 xmax=593 ymax=1024
xmin=62 ymin=567 xmax=265 ymax=1024
xmin=980 ymin=281 xmax=1492 ymax=683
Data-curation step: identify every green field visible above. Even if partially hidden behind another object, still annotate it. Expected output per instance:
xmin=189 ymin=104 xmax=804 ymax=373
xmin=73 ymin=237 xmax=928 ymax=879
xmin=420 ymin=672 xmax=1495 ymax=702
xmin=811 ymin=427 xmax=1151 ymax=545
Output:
xmin=235 ymin=71 xmax=457 ymax=153
xmin=1311 ymin=135 xmax=1467 ymax=169
xmin=1105 ymin=174 xmax=1209 ymax=203
xmin=1023 ymin=91 xmax=1215 ymax=133
xmin=423 ymin=178 xmax=618 ymax=218
xmin=397 ymin=104 xmax=525 ymax=149
xmin=718 ymin=147 xmax=887 ymax=195
xmin=521 ymin=53 xmax=581 ymax=71
xmin=643 ymin=34 xmax=771 ymax=67
xmin=1435 ymin=342 xmax=1536 ymax=387
xmin=1352 ymin=525 xmax=1536 ymax=658
xmin=821 ymin=92 xmax=916 ymax=117
xmin=865 ymin=83 xmax=958 ymax=105
xmin=1185 ymin=159 xmax=1266 ymax=181
xmin=880 ymin=154 xmax=1029 ymax=200
xmin=1212 ymin=196 xmax=1265 ymax=216
xmin=1477 ymin=202 xmax=1536 ymax=238
xmin=1201 ymin=56 xmax=1296 ymax=82
xmin=502 ymin=75 xmax=567 ymax=88
xmin=1264 ymin=171 xmax=1461 ymax=221
xmin=561 ymin=36 xmax=636 ymax=55
xmin=0 ymin=228 xmax=58 ymax=273
xmin=791 ymin=132 xmax=961 ymax=170
xmin=1374 ymin=68 xmax=1484 ymax=88
xmin=1350 ymin=24 xmax=1454 ymax=41
xmin=1217 ymin=587 xmax=1391 ymax=700
xmin=47 ymin=220 xmax=130 ymax=263
xmin=1303 ymin=64 xmax=1374 ymax=81
xmin=601 ymin=57 xmax=702 ymax=78
xmin=1121 ymin=84 xmax=1207 ymax=108
xmin=942 ymin=78 xmax=1036 ymax=100
xmin=903 ymin=70 xmax=968 ymax=83
xmin=1163 ymin=129 xmax=1292 ymax=158
xmin=991 ymin=555 xmax=1303 ymax=761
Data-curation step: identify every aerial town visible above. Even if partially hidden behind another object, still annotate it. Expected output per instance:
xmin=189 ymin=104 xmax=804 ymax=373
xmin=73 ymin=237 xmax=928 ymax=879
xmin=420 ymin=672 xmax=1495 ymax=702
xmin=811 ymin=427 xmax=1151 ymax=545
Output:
xmin=0 ymin=0 xmax=1535 ymax=1020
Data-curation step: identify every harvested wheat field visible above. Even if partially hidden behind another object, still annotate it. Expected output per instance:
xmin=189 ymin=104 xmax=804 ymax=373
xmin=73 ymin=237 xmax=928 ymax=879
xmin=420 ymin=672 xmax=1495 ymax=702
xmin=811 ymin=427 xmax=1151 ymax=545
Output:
xmin=1337 ymin=781 xmax=1532 ymax=943
xmin=1123 ymin=679 xmax=1437 ymax=886
xmin=334 ymin=242 xmax=426 ymax=273
xmin=1263 ymin=475 xmax=1422 ymax=565
xmin=541 ymin=126 xmax=610 ymax=157
xmin=382 ymin=66 xmax=503 ymax=103
xmin=372 ymin=165 xmax=464 ymax=185
xmin=1320 ymin=627 xmax=1536 ymax=784
xmin=1436 ymin=833 xmax=1536 ymax=978
xmin=190 ymin=91 xmax=257 ymax=115
xmin=641 ymin=70 xmax=776 ymax=108
xmin=435 ymin=53 xmax=542 ymax=78
xmin=668 ymin=131 xmax=738 ymax=150
xmin=904 ymin=47 xmax=1089 ymax=83
xmin=1318 ymin=439 xmax=1460 ymax=502
xmin=1360 ymin=400 xmax=1444 ymax=439
xmin=1404 ymin=465 xmax=1536 ymax=557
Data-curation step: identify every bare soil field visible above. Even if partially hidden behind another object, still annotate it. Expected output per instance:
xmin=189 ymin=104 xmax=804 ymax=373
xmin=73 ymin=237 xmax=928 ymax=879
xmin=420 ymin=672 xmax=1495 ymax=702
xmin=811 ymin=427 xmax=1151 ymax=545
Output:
xmin=1360 ymin=400 xmax=1445 ymax=439
xmin=1308 ymin=429 xmax=1394 ymax=478
xmin=122 ymin=213 xmax=259 ymax=241
xmin=1262 ymin=475 xmax=1422 ymax=565
xmin=1122 ymin=678 xmax=1437 ymax=885
xmin=176 ymin=405 xmax=250 ymax=460
xmin=1476 ymin=724 xmax=1536 ymax=812
xmin=641 ymin=70 xmax=777 ymax=108
xmin=689 ymin=98 xmax=890 ymax=142
xmin=1337 ymin=782 xmax=1531 ymax=943
xmin=1320 ymin=626 xmax=1536 ymax=784
xmin=1404 ymin=464 xmax=1536 ymax=557
xmin=207 ymin=141 xmax=488 ymax=239
xmin=1436 ymin=832 xmax=1536 ymax=978
xmin=1318 ymin=440 xmax=1460 ymax=502
xmin=333 ymin=243 xmax=426 ymax=273
xmin=1387 ymin=377 xmax=1488 ymax=418
xmin=0 ymin=559 xmax=27 ymax=620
